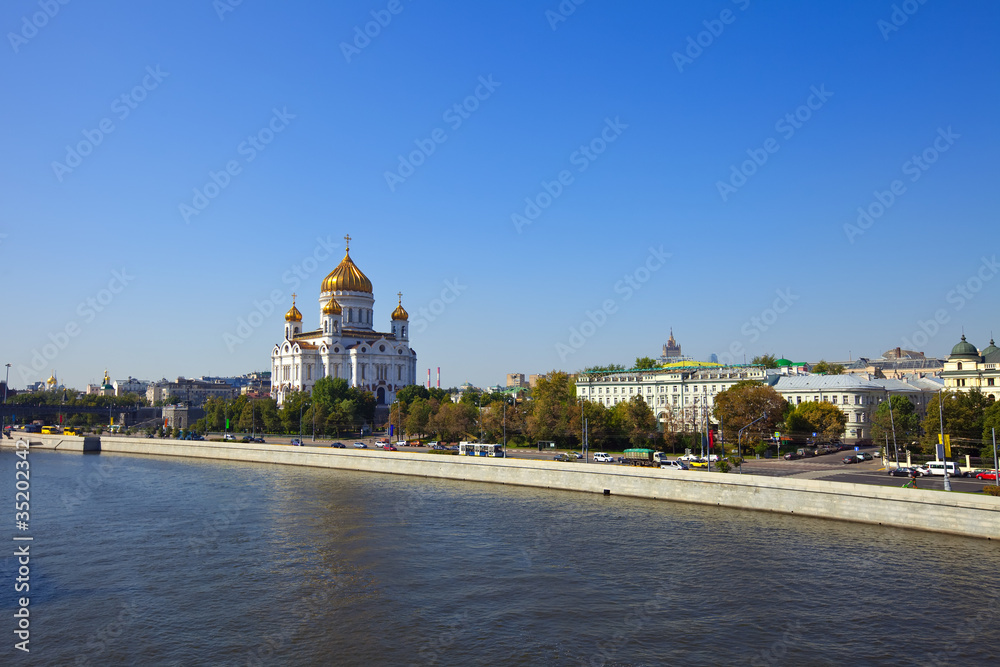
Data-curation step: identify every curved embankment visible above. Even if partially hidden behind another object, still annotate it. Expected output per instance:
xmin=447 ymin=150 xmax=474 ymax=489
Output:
xmin=9 ymin=435 xmax=1000 ymax=540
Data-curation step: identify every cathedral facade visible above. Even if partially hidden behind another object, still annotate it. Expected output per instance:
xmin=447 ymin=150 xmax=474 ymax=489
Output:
xmin=270 ymin=236 xmax=417 ymax=406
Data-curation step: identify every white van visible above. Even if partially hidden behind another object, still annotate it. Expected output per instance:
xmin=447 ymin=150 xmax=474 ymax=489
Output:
xmin=916 ymin=461 xmax=966 ymax=477
xmin=593 ymin=452 xmax=614 ymax=462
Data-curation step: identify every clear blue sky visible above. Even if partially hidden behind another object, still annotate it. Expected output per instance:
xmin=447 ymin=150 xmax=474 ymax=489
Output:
xmin=3 ymin=0 xmax=998 ymax=391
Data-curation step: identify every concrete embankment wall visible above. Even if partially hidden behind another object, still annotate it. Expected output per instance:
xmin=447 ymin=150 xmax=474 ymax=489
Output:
xmin=9 ymin=435 xmax=999 ymax=539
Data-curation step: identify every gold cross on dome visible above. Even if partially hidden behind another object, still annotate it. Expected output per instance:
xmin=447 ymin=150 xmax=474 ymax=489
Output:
xmin=344 ymin=234 xmax=351 ymax=250
xmin=291 ymin=293 xmax=297 ymax=303
xmin=397 ymin=291 xmax=402 ymax=304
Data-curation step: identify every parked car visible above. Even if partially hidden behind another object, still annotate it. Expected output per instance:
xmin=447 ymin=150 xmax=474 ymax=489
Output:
xmin=190 ymin=434 xmax=205 ymax=441
xmin=223 ymin=433 xmax=235 ymax=441
xmin=331 ymin=442 xmax=346 ymax=448
xmin=678 ymin=453 xmax=700 ymax=461
xmin=593 ymin=452 xmax=614 ymax=462
xmin=784 ymin=452 xmax=803 ymax=460
xmin=251 ymin=437 xmax=265 ymax=443
xmin=842 ymin=455 xmax=860 ymax=464
xmin=975 ymin=469 xmax=998 ymax=480
xmin=861 ymin=452 xmax=874 ymax=461
xmin=572 ymin=452 xmax=583 ymax=459
xmin=41 ymin=426 xmax=60 ymax=434
xmin=291 ymin=439 xmax=303 ymax=446
xmin=353 ymin=442 xmax=367 ymax=448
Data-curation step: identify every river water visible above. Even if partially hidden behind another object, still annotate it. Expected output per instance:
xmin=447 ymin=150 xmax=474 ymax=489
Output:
xmin=1 ymin=449 xmax=998 ymax=666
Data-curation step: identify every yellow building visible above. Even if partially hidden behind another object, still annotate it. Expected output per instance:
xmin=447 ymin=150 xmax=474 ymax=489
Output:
xmin=940 ymin=335 xmax=1000 ymax=401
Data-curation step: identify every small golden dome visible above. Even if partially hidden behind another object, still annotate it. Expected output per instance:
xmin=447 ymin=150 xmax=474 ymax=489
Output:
xmin=321 ymin=236 xmax=373 ymax=294
xmin=47 ymin=372 xmax=57 ymax=385
xmin=284 ymin=295 xmax=302 ymax=322
xmin=391 ymin=293 xmax=408 ymax=321
xmin=322 ymin=298 xmax=342 ymax=315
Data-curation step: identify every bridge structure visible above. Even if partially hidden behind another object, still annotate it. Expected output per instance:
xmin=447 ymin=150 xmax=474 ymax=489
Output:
xmin=0 ymin=403 xmax=150 ymax=426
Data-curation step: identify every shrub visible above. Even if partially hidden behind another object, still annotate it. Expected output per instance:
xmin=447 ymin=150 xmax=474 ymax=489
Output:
xmin=983 ymin=485 xmax=1000 ymax=497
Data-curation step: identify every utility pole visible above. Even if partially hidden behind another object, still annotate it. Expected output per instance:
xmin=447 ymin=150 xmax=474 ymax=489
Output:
xmin=993 ymin=428 xmax=998 ymax=487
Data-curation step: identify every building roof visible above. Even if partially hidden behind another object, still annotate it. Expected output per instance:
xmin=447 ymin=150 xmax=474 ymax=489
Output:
xmin=773 ymin=375 xmax=881 ymax=391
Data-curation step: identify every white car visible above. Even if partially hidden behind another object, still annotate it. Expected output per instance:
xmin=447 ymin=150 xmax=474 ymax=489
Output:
xmin=593 ymin=452 xmax=614 ymax=462
xmin=223 ymin=434 xmax=235 ymax=441
xmin=678 ymin=453 xmax=700 ymax=461
xmin=660 ymin=460 xmax=689 ymax=470
xmin=353 ymin=442 xmax=367 ymax=449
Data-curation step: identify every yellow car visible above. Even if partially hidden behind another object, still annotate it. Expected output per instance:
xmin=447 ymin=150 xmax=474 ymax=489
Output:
xmin=689 ymin=460 xmax=708 ymax=468
xmin=40 ymin=426 xmax=61 ymax=434
xmin=62 ymin=427 xmax=80 ymax=436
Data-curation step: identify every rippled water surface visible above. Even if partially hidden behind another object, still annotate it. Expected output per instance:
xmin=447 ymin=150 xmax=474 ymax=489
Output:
xmin=1 ymin=449 xmax=998 ymax=665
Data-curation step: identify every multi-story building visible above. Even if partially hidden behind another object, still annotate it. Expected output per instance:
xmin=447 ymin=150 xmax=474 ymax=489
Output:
xmin=113 ymin=376 xmax=149 ymax=397
xmin=771 ymin=375 xmax=938 ymax=443
xmin=146 ymin=378 xmax=238 ymax=407
xmin=577 ymin=364 xmax=939 ymax=443
xmin=576 ymin=364 xmax=769 ymax=431
xmin=506 ymin=373 xmax=528 ymax=389
xmin=940 ymin=335 xmax=1000 ymax=401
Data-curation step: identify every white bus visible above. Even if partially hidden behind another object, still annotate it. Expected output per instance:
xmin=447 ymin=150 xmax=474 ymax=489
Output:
xmin=459 ymin=442 xmax=505 ymax=457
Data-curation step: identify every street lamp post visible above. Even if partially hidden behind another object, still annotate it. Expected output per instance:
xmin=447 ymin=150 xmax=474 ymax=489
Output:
xmin=3 ymin=363 xmax=11 ymax=430
xmin=478 ymin=393 xmax=483 ymax=443
xmin=300 ymin=401 xmax=308 ymax=441
xmin=738 ymin=414 xmax=768 ymax=474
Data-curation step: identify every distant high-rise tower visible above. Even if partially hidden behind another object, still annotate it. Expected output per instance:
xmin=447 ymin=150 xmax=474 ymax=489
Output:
xmin=662 ymin=329 xmax=681 ymax=359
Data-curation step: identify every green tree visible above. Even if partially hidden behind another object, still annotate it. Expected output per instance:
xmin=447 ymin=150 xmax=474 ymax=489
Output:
xmin=525 ymin=371 xmax=581 ymax=446
xmin=395 ymin=383 xmax=429 ymax=406
xmin=429 ymin=401 xmax=476 ymax=441
xmin=811 ymin=360 xmax=844 ymax=375
xmin=982 ymin=401 xmax=1000 ymax=461
xmin=870 ymin=395 xmax=920 ymax=451
xmin=583 ymin=364 xmax=625 ymax=374
xmin=750 ymin=354 xmax=778 ymax=369
xmin=404 ymin=397 xmax=435 ymax=437
xmin=921 ymin=389 xmax=992 ymax=455
xmin=609 ymin=395 xmax=658 ymax=447
xmin=634 ymin=357 xmax=659 ymax=370
xmin=712 ymin=381 xmax=787 ymax=446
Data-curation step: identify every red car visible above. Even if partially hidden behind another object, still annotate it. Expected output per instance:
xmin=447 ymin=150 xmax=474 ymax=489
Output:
xmin=384 ymin=445 xmax=398 ymax=451
xmin=975 ymin=470 xmax=998 ymax=480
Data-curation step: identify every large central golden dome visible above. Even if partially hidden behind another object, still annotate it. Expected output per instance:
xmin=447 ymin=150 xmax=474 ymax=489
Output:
xmin=321 ymin=237 xmax=372 ymax=294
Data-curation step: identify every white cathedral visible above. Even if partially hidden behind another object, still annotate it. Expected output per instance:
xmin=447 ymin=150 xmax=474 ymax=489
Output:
xmin=270 ymin=235 xmax=418 ymax=406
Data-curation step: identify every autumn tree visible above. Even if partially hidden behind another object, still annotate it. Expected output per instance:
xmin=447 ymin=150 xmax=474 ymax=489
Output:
xmin=712 ymin=381 xmax=787 ymax=446
xmin=785 ymin=401 xmax=847 ymax=442
xmin=921 ymin=389 xmax=993 ymax=455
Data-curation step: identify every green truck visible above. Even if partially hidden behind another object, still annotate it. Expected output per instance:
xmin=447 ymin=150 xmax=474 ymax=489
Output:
xmin=622 ymin=448 xmax=671 ymax=467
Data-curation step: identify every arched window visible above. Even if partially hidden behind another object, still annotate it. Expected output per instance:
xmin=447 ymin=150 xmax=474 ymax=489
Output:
xmin=957 ymin=362 xmax=963 ymax=370
xmin=401 ymin=326 xmax=406 ymax=338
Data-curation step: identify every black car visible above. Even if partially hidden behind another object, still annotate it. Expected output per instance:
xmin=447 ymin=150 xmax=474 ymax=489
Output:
xmin=887 ymin=467 xmax=916 ymax=477
xmin=331 ymin=442 xmax=346 ymax=448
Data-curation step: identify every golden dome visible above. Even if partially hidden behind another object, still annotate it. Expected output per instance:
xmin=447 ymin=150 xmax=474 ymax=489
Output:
xmin=322 ymin=298 xmax=342 ymax=315
xmin=47 ymin=372 xmax=56 ymax=385
xmin=391 ymin=293 xmax=409 ymax=321
xmin=284 ymin=295 xmax=302 ymax=322
xmin=321 ymin=236 xmax=372 ymax=294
